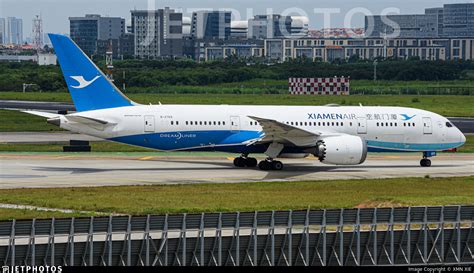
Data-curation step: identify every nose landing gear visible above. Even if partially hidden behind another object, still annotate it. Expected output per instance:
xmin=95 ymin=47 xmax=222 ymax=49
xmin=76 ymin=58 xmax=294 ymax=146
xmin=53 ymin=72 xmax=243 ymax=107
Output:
xmin=420 ymin=151 xmax=436 ymax=167
xmin=420 ymin=158 xmax=431 ymax=167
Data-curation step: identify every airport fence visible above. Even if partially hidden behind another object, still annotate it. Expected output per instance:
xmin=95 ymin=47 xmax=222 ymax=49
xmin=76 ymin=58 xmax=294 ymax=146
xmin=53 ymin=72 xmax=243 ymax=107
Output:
xmin=0 ymin=206 xmax=473 ymax=266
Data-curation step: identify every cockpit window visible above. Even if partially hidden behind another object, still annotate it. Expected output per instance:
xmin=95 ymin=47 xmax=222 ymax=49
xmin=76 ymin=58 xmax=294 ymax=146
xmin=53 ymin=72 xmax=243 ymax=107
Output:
xmin=446 ymin=122 xmax=453 ymax=128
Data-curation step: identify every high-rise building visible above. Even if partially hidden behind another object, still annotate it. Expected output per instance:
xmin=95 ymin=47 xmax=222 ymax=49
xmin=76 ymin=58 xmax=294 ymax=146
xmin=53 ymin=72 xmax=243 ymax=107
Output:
xmin=365 ymin=14 xmax=438 ymax=38
xmin=425 ymin=7 xmax=444 ymax=36
xmin=367 ymin=3 xmax=474 ymax=38
xmin=191 ymin=11 xmax=231 ymax=40
xmin=69 ymin=14 xmax=125 ymax=56
xmin=5 ymin=17 xmax=23 ymax=45
xmin=442 ymin=3 xmax=474 ymax=37
xmin=290 ymin=16 xmax=309 ymax=38
xmin=247 ymin=15 xmax=292 ymax=39
xmin=0 ymin=18 xmax=5 ymax=44
xmin=131 ymin=7 xmax=183 ymax=58
xmin=230 ymin=21 xmax=248 ymax=39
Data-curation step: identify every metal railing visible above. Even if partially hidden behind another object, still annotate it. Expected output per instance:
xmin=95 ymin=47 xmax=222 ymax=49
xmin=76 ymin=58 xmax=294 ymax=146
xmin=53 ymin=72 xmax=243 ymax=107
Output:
xmin=0 ymin=206 xmax=473 ymax=266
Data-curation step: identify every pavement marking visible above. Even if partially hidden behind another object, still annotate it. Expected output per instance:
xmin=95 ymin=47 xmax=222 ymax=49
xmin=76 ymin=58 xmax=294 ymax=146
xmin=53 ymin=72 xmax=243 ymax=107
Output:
xmin=139 ymin=156 xmax=155 ymax=161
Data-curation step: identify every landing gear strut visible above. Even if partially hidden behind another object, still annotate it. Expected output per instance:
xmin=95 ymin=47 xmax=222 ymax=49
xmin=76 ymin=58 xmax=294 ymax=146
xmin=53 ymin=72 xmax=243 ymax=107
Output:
xmin=420 ymin=152 xmax=435 ymax=167
xmin=258 ymin=158 xmax=284 ymax=171
xmin=233 ymin=155 xmax=258 ymax=168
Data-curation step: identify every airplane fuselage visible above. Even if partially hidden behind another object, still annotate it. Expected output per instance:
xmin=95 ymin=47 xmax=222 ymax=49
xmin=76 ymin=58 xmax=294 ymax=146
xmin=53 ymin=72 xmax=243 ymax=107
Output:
xmin=58 ymin=104 xmax=465 ymax=154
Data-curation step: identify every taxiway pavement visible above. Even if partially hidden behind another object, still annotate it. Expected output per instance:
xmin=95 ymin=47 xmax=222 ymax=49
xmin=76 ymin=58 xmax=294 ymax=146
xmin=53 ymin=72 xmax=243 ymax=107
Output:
xmin=0 ymin=153 xmax=472 ymax=189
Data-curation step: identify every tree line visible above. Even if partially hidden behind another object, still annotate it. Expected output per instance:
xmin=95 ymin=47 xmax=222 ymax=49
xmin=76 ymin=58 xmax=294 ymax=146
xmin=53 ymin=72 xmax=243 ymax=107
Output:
xmin=0 ymin=58 xmax=472 ymax=92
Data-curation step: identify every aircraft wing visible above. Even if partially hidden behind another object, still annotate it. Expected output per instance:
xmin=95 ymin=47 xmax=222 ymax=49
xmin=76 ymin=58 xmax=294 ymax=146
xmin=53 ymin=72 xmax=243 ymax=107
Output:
xmin=248 ymin=115 xmax=323 ymax=147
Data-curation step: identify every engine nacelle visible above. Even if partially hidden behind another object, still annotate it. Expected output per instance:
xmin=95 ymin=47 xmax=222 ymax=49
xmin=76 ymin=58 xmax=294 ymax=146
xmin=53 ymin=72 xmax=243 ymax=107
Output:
xmin=314 ymin=135 xmax=368 ymax=165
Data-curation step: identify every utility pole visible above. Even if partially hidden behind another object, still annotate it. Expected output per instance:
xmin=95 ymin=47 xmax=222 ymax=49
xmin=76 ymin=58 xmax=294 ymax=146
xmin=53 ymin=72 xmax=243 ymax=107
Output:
xmin=373 ymin=59 xmax=378 ymax=81
xmin=32 ymin=14 xmax=43 ymax=50
xmin=105 ymin=40 xmax=114 ymax=81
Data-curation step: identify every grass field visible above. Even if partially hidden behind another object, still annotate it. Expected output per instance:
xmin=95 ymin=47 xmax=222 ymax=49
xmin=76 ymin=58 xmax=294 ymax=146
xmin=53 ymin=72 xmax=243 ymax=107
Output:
xmin=0 ymin=176 xmax=472 ymax=219
xmin=0 ymin=92 xmax=473 ymax=118
xmin=1 ymin=135 xmax=473 ymax=153
xmin=0 ymin=208 xmax=94 ymax=221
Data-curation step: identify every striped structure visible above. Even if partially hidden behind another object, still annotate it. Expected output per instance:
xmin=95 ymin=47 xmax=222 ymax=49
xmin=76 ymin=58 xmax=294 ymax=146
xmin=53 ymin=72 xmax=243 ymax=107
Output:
xmin=289 ymin=77 xmax=350 ymax=95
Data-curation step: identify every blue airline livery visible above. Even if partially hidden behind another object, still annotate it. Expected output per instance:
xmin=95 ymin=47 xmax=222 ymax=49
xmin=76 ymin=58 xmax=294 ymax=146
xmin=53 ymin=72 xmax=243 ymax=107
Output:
xmin=23 ymin=34 xmax=466 ymax=170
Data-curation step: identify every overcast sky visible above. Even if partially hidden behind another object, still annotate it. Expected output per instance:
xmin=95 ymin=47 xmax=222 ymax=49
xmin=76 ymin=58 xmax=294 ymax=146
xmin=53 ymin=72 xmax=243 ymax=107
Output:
xmin=1 ymin=0 xmax=472 ymax=37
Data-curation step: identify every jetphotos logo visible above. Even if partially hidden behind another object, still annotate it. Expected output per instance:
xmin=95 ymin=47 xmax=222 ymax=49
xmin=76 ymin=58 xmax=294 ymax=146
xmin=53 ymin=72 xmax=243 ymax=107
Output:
xmin=69 ymin=75 xmax=100 ymax=89
xmin=2 ymin=266 xmax=62 ymax=273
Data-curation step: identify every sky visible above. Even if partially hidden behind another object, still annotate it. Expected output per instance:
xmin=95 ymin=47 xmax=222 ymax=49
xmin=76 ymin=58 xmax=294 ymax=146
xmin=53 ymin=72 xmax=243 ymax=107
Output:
xmin=1 ymin=0 xmax=472 ymax=38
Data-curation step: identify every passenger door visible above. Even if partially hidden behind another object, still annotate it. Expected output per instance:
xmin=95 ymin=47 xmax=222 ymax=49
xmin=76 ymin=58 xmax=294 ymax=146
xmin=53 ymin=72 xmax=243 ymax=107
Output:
xmin=423 ymin=117 xmax=432 ymax=134
xmin=357 ymin=117 xmax=367 ymax=134
xmin=144 ymin=115 xmax=155 ymax=132
xmin=230 ymin=116 xmax=240 ymax=133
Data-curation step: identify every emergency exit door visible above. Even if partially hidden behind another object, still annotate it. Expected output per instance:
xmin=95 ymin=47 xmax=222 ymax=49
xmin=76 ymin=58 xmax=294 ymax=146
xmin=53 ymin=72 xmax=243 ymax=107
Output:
xmin=144 ymin=115 xmax=155 ymax=132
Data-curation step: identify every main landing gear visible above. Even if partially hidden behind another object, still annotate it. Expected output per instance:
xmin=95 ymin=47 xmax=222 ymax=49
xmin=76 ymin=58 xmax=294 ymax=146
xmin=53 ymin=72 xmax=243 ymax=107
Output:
xmin=233 ymin=155 xmax=258 ymax=168
xmin=420 ymin=151 xmax=435 ymax=167
xmin=258 ymin=158 xmax=284 ymax=171
xmin=233 ymin=155 xmax=284 ymax=171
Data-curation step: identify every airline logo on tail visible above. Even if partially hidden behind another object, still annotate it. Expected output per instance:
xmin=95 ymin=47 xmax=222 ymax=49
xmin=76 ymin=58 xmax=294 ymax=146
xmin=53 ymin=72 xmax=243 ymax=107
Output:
xmin=70 ymin=75 xmax=101 ymax=89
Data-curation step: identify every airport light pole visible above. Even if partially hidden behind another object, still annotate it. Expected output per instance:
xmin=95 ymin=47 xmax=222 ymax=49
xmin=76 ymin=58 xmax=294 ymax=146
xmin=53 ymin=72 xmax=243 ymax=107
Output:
xmin=373 ymin=60 xmax=378 ymax=81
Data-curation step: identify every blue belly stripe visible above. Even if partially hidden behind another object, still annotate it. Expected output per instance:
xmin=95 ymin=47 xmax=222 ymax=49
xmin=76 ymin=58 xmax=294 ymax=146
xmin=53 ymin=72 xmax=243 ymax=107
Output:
xmin=109 ymin=130 xmax=464 ymax=153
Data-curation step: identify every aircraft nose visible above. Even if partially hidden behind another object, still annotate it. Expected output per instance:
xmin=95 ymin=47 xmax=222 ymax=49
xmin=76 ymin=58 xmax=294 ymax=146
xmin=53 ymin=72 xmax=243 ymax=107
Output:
xmin=460 ymin=132 xmax=466 ymax=144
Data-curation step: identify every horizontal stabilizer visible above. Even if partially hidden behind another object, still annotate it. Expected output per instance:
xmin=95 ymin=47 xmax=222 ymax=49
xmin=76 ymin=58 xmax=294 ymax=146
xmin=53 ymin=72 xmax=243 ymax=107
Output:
xmin=21 ymin=110 xmax=62 ymax=119
xmin=66 ymin=115 xmax=113 ymax=126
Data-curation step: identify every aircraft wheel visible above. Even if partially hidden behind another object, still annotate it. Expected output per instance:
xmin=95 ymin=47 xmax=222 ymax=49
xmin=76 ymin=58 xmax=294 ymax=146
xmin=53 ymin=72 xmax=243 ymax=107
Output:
xmin=258 ymin=160 xmax=272 ymax=171
xmin=233 ymin=157 xmax=246 ymax=167
xmin=420 ymin=158 xmax=431 ymax=167
xmin=271 ymin=161 xmax=284 ymax=171
xmin=245 ymin=157 xmax=258 ymax=168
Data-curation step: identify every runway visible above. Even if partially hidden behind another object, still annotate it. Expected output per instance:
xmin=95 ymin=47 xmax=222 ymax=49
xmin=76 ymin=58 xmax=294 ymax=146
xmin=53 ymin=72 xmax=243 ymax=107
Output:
xmin=0 ymin=153 xmax=472 ymax=189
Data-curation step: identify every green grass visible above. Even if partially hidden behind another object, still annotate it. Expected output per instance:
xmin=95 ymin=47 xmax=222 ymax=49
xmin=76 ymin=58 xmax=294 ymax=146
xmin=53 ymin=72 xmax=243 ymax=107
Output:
xmin=0 ymin=92 xmax=473 ymax=117
xmin=0 ymin=208 xmax=95 ymax=221
xmin=0 ymin=141 xmax=155 ymax=152
xmin=0 ymin=176 xmax=472 ymax=217
xmin=0 ymin=109 xmax=63 ymax=132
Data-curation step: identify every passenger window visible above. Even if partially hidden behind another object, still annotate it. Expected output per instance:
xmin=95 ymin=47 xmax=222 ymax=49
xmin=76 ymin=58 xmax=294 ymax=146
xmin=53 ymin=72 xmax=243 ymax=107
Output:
xmin=341 ymin=122 xmax=344 ymax=126
xmin=412 ymin=123 xmax=415 ymax=127
xmin=350 ymin=122 xmax=352 ymax=126
xmin=332 ymin=122 xmax=334 ymax=126
xmin=218 ymin=121 xmax=221 ymax=125
xmin=376 ymin=122 xmax=379 ymax=126
xmin=199 ymin=121 xmax=202 ymax=125
xmin=185 ymin=121 xmax=188 ymax=125
xmin=171 ymin=121 xmax=174 ymax=125
xmin=223 ymin=122 xmax=226 ymax=125
xmin=176 ymin=121 xmax=179 ymax=125
xmin=318 ymin=122 xmax=321 ymax=126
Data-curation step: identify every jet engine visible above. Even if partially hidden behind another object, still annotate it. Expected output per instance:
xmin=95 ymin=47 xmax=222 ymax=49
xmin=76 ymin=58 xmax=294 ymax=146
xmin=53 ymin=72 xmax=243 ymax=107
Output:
xmin=313 ymin=135 xmax=368 ymax=165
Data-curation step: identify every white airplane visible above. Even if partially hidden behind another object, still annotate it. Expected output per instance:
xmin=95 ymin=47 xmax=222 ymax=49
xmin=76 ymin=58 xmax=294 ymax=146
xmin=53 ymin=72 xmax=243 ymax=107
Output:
xmin=24 ymin=34 xmax=466 ymax=170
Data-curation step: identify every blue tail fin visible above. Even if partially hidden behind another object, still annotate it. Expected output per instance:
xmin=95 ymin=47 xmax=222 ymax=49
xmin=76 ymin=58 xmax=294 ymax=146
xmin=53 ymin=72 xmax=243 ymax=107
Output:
xmin=49 ymin=34 xmax=134 ymax=112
